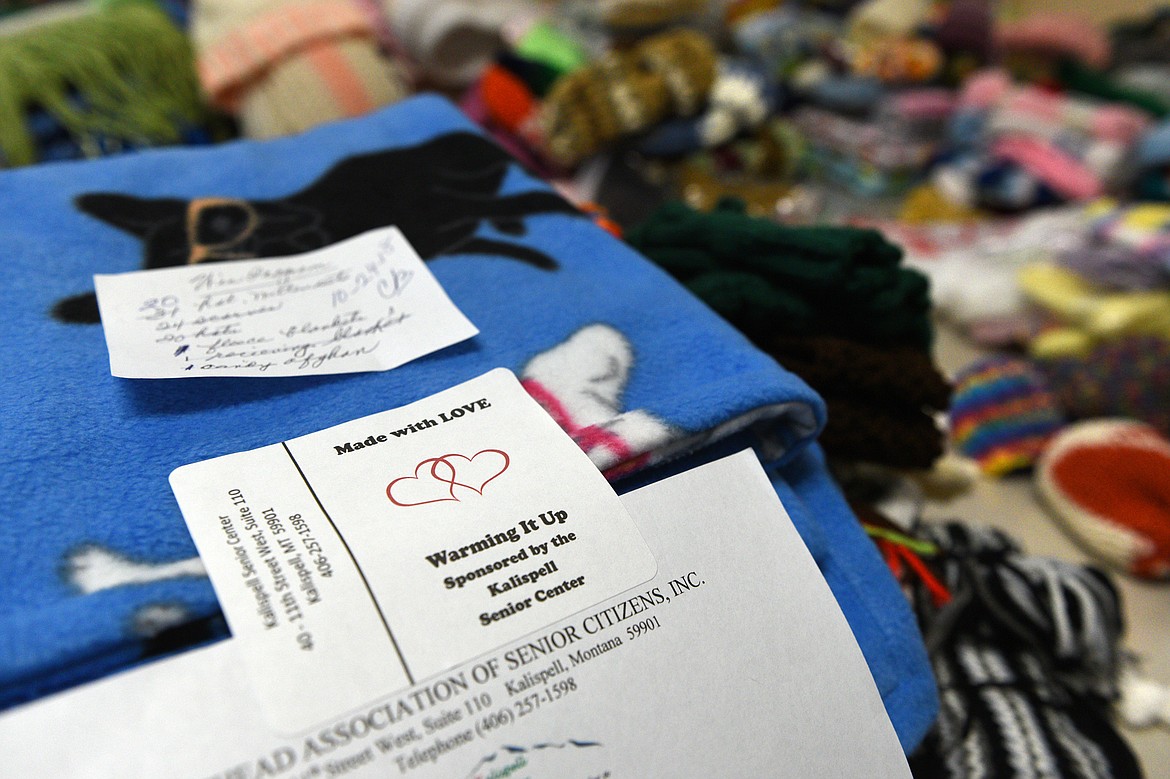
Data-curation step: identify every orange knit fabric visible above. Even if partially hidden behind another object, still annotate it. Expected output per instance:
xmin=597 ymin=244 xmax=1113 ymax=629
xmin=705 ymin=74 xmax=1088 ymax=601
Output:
xmin=303 ymin=40 xmax=376 ymax=116
xmin=481 ymin=64 xmax=537 ymax=133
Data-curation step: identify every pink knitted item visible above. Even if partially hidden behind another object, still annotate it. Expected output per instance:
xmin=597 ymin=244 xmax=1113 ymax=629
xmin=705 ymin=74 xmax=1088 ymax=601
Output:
xmin=1092 ymin=106 xmax=1150 ymax=145
xmin=1001 ymin=87 xmax=1149 ymax=144
xmin=997 ymin=14 xmax=1111 ymax=69
xmin=957 ymin=68 xmax=1011 ymax=109
xmin=890 ymin=88 xmax=956 ymax=121
xmin=991 ymin=135 xmax=1103 ymax=200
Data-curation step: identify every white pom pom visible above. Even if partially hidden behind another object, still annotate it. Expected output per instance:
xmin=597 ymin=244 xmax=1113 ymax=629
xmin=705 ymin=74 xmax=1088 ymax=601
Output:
xmin=699 ymin=111 xmax=738 ymax=147
xmin=1118 ymin=666 xmax=1170 ymax=729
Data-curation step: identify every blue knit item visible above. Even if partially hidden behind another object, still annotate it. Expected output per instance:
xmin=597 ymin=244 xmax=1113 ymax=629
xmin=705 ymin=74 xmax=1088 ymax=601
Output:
xmin=0 ymin=94 xmax=936 ymax=749
xmin=1136 ymin=119 xmax=1170 ymax=169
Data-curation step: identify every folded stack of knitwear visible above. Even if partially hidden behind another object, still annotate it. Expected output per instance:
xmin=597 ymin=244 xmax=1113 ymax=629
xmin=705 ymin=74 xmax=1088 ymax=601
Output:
xmin=627 ymin=199 xmax=933 ymax=349
xmin=0 ymin=95 xmax=937 ymax=750
xmin=1080 ymin=200 xmax=1170 ymax=282
xmin=626 ymin=199 xmax=949 ymax=471
xmin=769 ymin=335 xmax=951 ymax=470
xmin=0 ymin=0 xmax=211 ymax=167
xmin=789 ymin=103 xmax=939 ymax=196
xmin=906 ymin=522 xmax=1141 ymax=778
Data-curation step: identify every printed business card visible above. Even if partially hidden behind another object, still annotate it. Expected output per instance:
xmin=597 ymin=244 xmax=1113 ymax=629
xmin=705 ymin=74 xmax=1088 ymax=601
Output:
xmin=169 ymin=368 xmax=657 ymax=732
xmin=95 ymin=227 xmax=477 ymax=378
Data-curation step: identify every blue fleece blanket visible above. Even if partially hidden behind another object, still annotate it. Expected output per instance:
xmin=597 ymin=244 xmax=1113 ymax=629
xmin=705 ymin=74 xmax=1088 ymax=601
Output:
xmin=0 ymin=94 xmax=935 ymax=749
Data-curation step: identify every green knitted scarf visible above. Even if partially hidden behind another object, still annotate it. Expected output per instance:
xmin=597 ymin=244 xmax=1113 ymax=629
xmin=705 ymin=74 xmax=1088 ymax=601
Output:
xmin=0 ymin=1 xmax=205 ymax=166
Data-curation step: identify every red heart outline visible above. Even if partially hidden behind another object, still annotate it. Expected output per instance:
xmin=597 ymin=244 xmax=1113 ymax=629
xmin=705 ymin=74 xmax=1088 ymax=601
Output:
xmin=433 ymin=449 xmax=510 ymax=497
xmin=385 ymin=449 xmax=511 ymax=508
xmin=386 ymin=458 xmax=459 ymax=507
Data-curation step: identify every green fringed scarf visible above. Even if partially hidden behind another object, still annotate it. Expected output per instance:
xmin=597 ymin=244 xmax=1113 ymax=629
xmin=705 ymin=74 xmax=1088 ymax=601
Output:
xmin=0 ymin=1 xmax=205 ymax=166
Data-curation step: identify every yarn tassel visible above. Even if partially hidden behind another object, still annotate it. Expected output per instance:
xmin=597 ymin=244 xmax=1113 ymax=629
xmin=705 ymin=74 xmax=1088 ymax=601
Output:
xmin=0 ymin=2 xmax=205 ymax=166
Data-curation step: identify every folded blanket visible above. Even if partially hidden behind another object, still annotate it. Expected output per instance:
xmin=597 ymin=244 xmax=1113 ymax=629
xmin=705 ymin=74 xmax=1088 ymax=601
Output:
xmin=0 ymin=94 xmax=935 ymax=749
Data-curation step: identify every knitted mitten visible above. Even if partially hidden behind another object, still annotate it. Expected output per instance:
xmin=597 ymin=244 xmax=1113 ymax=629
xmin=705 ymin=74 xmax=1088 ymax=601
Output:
xmin=1018 ymin=262 xmax=1170 ymax=358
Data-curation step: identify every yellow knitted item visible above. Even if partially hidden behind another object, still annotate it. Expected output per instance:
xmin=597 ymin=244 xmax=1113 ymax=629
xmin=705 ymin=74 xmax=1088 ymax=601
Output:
xmin=1019 ymin=262 xmax=1170 ymax=357
xmin=899 ymin=184 xmax=982 ymax=223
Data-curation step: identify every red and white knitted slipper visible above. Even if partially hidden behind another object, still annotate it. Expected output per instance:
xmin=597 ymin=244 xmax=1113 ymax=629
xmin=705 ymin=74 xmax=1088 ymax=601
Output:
xmin=1036 ymin=419 xmax=1170 ymax=580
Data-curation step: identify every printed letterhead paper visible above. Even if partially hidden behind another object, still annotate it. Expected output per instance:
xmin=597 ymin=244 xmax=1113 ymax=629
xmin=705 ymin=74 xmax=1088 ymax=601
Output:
xmin=1 ymin=450 xmax=910 ymax=777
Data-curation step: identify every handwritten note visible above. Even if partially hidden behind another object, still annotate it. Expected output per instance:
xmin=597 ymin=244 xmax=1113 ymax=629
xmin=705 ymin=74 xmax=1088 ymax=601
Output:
xmin=94 ymin=228 xmax=478 ymax=378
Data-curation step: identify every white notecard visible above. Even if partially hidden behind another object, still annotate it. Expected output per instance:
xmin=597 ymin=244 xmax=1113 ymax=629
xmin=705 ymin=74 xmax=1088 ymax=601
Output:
xmin=95 ymin=227 xmax=478 ymax=378
xmin=169 ymin=368 xmax=657 ymax=732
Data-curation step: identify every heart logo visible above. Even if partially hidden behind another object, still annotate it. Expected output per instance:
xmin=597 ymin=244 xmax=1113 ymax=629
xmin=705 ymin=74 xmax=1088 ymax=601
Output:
xmin=386 ymin=460 xmax=459 ymax=507
xmin=386 ymin=449 xmax=511 ymax=507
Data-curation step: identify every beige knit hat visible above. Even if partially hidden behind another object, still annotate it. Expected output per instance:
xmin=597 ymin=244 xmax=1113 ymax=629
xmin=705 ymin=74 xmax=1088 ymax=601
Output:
xmin=193 ymin=0 xmax=410 ymax=138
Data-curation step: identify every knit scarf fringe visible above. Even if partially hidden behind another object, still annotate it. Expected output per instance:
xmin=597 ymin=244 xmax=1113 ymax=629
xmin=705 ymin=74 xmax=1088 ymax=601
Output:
xmin=0 ymin=2 xmax=205 ymax=166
